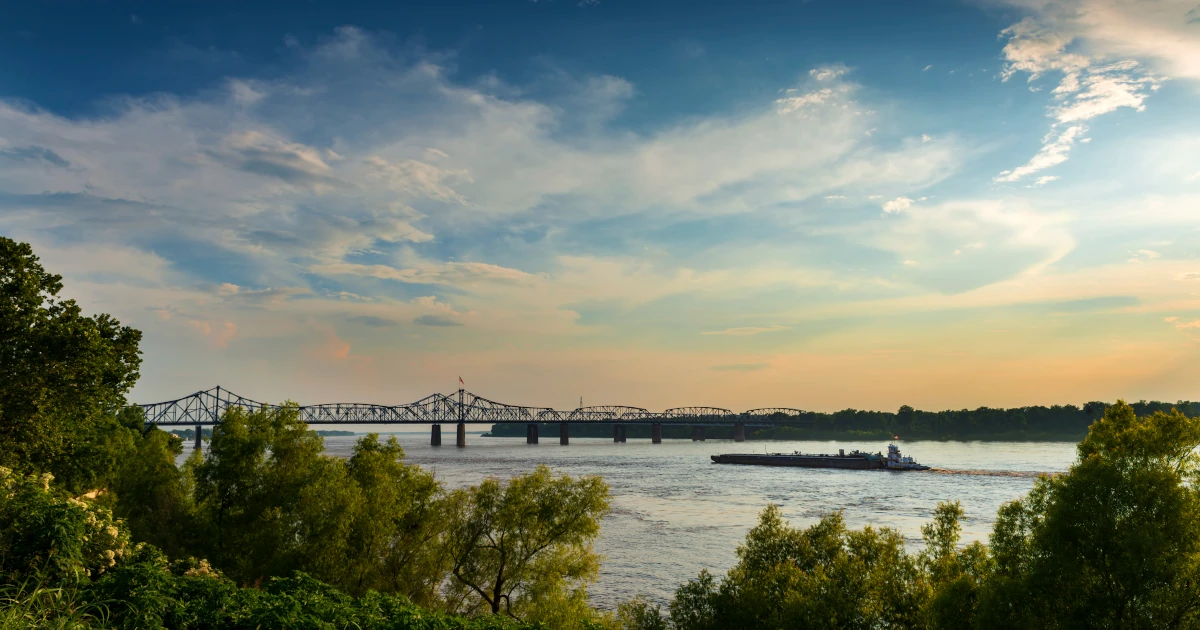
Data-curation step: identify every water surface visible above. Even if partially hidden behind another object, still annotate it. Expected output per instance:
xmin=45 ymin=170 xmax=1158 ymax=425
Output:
xmin=308 ymin=434 xmax=1078 ymax=607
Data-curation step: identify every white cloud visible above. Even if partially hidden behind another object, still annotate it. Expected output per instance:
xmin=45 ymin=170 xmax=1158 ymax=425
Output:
xmin=996 ymin=125 xmax=1086 ymax=182
xmin=998 ymin=0 xmax=1200 ymax=83
xmin=809 ymin=65 xmax=849 ymax=81
xmin=995 ymin=14 xmax=1164 ymax=182
xmin=0 ymin=27 xmax=995 ymax=402
xmin=883 ymin=196 xmax=914 ymax=213
xmin=310 ymin=261 xmax=540 ymax=286
xmin=1034 ymin=175 xmax=1059 ymax=185
xmin=923 ymin=65 xmax=933 ymax=72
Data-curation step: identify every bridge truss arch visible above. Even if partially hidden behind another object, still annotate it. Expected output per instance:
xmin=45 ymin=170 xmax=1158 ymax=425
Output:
xmin=137 ymin=387 xmax=813 ymax=427
xmin=661 ymin=407 xmax=735 ymax=424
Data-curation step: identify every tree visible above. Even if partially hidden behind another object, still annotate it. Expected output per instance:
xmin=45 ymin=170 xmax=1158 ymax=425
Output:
xmin=342 ymin=434 xmax=447 ymax=604
xmin=978 ymin=401 xmax=1200 ymax=629
xmin=668 ymin=505 xmax=927 ymax=630
xmin=111 ymin=427 xmax=195 ymax=559
xmin=919 ymin=502 xmax=991 ymax=630
xmin=190 ymin=404 xmax=359 ymax=585
xmin=0 ymin=237 xmax=142 ymax=493
xmin=442 ymin=465 xmax=610 ymax=624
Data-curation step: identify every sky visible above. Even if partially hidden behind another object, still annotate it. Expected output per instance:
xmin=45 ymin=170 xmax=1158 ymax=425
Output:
xmin=1 ymin=0 xmax=1198 ymax=413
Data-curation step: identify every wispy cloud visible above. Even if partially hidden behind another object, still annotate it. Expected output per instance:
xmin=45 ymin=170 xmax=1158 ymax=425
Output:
xmin=701 ymin=325 xmax=788 ymax=336
xmin=995 ymin=17 xmax=1163 ymax=182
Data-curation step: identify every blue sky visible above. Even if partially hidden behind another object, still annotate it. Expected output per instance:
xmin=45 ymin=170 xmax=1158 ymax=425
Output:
xmin=1 ymin=0 xmax=1198 ymax=411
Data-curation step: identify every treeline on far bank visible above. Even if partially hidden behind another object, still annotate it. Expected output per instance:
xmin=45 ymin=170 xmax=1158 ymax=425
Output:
xmin=486 ymin=399 xmax=1200 ymax=442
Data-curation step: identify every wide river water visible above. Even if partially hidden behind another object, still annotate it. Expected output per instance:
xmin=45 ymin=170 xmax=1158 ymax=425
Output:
xmin=186 ymin=433 xmax=1077 ymax=608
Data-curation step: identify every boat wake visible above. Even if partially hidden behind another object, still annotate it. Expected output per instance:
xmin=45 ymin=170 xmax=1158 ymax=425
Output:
xmin=927 ymin=468 xmax=1053 ymax=478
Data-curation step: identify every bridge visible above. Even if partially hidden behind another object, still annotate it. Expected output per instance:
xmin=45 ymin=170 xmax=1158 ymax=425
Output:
xmin=139 ymin=386 xmax=814 ymax=448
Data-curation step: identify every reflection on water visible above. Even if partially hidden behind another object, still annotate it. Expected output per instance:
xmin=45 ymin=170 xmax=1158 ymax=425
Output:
xmin=184 ymin=434 xmax=1077 ymax=608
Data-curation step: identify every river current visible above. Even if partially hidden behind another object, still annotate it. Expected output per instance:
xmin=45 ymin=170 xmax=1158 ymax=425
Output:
xmin=185 ymin=433 xmax=1077 ymax=608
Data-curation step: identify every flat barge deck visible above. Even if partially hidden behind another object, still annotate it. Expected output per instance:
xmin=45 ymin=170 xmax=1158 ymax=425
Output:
xmin=711 ymin=444 xmax=929 ymax=470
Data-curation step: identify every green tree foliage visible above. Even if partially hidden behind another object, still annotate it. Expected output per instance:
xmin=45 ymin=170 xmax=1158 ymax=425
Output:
xmin=110 ymin=429 xmax=194 ymax=559
xmin=661 ymin=401 xmax=1200 ymax=630
xmin=0 ymin=237 xmax=142 ymax=493
xmin=443 ymin=465 xmax=609 ymax=625
xmin=190 ymin=404 xmax=359 ymax=585
xmin=667 ymin=505 xmax=926 ymax=629
xmin=918 ymin=502 xmax=990 ymax=630
xmin=84 ymin=557 xmax=537 ymax=630
xmin=342 ymin=435 xmax=445 ymax=603
xmin=978 ymin=401 xmax=1200 ymax=629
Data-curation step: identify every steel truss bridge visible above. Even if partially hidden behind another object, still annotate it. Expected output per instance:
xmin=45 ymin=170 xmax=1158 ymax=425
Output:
xmin=138 ymin=386 xmax=812 ymax=428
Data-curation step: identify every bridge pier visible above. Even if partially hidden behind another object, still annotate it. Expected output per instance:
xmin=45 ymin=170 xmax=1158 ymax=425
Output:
xmin=194 ymin=424 xmax=202 ymax=451
xmin=527 ymin=423 xmax=539 ymax=444
xmin=431 ymin=423 xmax=442 ymax=446
xmin=692 ymin=426 xmax=706 ymax=441
xmin=734 ymin=423 xmax=746 ymax=442
xmin=457 ymin=422 xmax=466 ymax=448
xmin=652 ymin=423 xmax=662 ymax=444
xmin=560 ymin=422 xmax=569 ymax=445
xmin=613 ymin=424 xmax=627 ymax=443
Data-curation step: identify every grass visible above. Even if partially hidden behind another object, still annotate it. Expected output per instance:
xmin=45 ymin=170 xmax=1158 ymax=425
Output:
xmin=0 ymin=580 xmax=110 ymax=630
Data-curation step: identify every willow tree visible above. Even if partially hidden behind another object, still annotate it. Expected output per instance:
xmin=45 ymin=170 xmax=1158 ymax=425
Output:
xmin=442 ymin=465 xmax=610 ymax=626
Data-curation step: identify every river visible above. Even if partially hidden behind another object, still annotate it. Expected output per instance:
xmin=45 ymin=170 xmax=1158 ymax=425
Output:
xmin=298 ymin=432 xmax=1075 ymax=608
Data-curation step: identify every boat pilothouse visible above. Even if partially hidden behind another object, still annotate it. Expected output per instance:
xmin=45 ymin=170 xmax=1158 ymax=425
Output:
xmin=885 ymin=443 xmax=930 ymax=471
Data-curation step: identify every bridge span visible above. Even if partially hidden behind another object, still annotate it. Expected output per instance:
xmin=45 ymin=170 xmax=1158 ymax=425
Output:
xmin=139 ymin=386 xmax=813 ymax=449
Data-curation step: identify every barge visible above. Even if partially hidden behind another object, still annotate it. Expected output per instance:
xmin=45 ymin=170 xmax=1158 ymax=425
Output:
xmin=711 ymin=443 xmax=930 ymax=471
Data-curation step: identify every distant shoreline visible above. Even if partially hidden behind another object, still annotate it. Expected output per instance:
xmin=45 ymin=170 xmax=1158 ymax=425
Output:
xmin=482 ymin=423 xmax=1087 ymax=443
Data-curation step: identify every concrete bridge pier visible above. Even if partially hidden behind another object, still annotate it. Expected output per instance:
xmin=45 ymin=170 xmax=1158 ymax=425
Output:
xmin=560 ymin=422 xmax=569 ymax=445
xmin=457 ymin=422 xmax=467 ymax=448
xmin=527 ymin=423 xmax=539 ymax=444
xmin=194 ymin=424 xmax=202 ymax=451
xmin=652 ymin=423 xmax=663 ymax=444
xmin=692 ymin=426 xmax=706 ymax=441
xmin=734 ymin=423 xmax=746 ymax=442
xmin=613 ymin=424 xmax=627 ymax=443
xmin=431 ymin=423 xmax=442 ymax=446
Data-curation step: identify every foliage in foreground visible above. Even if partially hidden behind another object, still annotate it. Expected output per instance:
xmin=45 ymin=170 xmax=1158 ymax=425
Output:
xmin=0 ymin=465 xmax=542 ymax=630
xmin=647 ymin=402 xmax=1200 ymax=630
